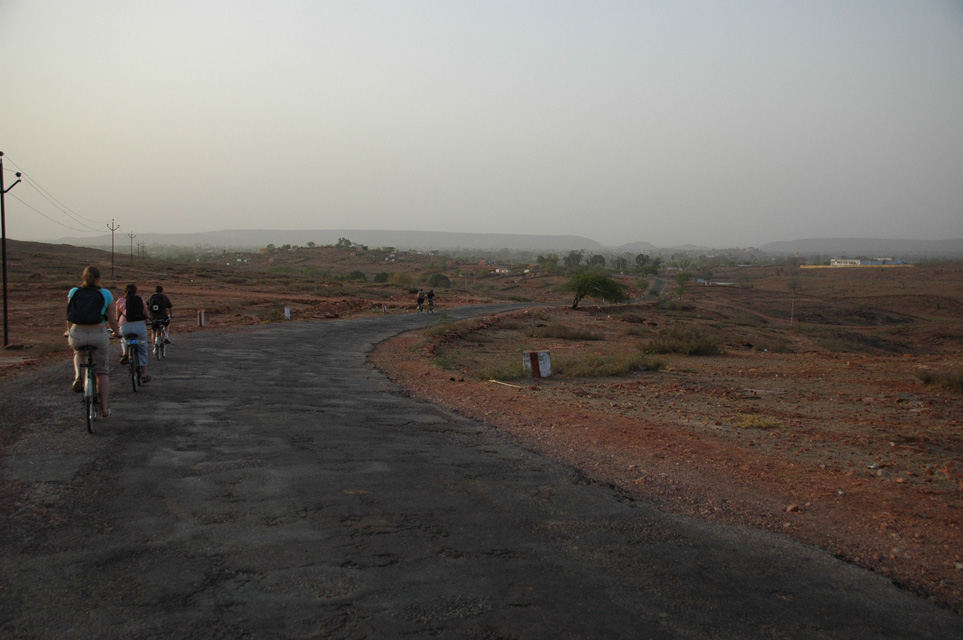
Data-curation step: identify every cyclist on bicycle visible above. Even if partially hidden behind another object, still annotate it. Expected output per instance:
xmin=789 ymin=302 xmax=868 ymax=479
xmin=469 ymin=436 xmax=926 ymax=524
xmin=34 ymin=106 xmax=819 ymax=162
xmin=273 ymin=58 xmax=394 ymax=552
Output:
xmin=426 ymin=289 xmax=435 ymax=313
xmin=417 ymin=289 xmax=425 ymax=313
xmin=66 ymin=266 xmax=121 ymax=417
xmin=117 ymin=283 xmax=151 ymax=384
xmin=147 ymin=285 xmax=173 ymax=344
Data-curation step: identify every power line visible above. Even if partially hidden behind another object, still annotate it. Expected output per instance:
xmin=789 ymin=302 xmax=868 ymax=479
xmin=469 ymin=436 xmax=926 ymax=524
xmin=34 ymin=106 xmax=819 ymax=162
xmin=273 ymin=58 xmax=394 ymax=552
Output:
xmin=1 ymin=154 xmax=107 ymax=230
xmin=7 ymin=193 xmax=102 ymax=234
xmin=18 ymin=178 xmax=104 ymax=231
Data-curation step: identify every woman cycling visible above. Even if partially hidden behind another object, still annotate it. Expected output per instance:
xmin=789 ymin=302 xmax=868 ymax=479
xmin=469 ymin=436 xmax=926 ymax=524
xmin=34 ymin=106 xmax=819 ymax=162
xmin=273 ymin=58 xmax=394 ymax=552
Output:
xmin=116 ymin=283 xmax=151 ymax=383
xmin=66 ymin=266 xmax=121 ymax=417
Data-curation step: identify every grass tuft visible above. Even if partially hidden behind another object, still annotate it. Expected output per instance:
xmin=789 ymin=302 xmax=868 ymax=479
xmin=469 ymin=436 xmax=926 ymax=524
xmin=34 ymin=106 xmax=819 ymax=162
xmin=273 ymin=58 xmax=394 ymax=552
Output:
xmin=643 ymin=325 xmax=725 ymax=356
xmin=476 ymin=361 xmax=527 ymax=381
xmin=528 ymin=323 xmax=603 ymax=341
xmin=917 ymin=367 xmax=963 ymax=394
xmin=552 ymin=351 xmax=664 ymax=378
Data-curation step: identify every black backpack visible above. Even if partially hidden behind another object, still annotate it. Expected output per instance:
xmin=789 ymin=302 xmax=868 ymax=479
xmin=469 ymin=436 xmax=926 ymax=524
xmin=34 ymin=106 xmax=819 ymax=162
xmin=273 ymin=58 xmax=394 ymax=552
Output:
xmin=123 ymin=295 xmax=147 ymax=322
xmin=148 ymin=294 xmax=164 ymax=316
xmin=67 ymin=287 xmax=106 ymax=324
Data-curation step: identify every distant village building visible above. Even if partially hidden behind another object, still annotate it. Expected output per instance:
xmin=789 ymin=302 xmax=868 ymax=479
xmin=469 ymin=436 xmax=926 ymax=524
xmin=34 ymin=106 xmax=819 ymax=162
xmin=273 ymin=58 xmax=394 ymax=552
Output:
xmin=830 ymin=258 xmax=907 ymax=267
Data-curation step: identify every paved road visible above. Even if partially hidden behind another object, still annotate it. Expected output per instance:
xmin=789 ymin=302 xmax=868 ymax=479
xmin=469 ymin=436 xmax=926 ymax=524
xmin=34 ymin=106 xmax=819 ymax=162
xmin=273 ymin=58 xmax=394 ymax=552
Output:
xmin=2 ymin=306 xmax=961 ymax=639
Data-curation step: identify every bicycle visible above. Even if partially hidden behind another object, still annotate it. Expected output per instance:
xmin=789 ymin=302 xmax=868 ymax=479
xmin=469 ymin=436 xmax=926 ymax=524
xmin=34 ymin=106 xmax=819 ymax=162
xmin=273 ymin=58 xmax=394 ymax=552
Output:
xmin=151 ymin=320 xmax=167 ymax=360
xmin=124 ymin=334 xmax=143 ymax=392
xmin=427 ymin=298 xmax=434 ymax=314
xmin=77 ymin=345 xmax=101 ymax=433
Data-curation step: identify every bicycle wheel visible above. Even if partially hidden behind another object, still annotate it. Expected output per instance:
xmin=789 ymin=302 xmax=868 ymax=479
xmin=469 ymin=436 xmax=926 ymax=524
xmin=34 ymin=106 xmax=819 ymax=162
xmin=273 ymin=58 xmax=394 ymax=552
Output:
xmin=85 ymin=396 xmax=94 ymax=432
xmin=84 ymin=368 xmax=95 ymax=433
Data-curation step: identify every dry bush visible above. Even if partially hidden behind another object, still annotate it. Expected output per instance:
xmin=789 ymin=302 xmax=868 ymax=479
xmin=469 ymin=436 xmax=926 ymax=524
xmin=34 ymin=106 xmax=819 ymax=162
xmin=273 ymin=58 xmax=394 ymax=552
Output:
xmin=917 ymin=367 xmax=963 ymax=393
xmin=643 ymin=325 xmax=725 ymax=356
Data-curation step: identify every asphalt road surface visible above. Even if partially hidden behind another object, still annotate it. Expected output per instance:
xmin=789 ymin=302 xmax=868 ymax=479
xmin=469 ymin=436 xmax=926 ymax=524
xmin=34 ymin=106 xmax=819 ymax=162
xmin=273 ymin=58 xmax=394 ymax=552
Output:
xmin=2 ymin=305 xmax=961 ymax=639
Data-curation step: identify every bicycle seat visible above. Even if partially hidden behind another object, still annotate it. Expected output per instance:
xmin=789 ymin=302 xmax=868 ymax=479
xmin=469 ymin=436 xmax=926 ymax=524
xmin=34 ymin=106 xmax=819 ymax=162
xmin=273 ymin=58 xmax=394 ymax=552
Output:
xmin=78 ymin=345 xmax=97 ymax=351
xmin=124 ymin=333 xmax=139 ymax=340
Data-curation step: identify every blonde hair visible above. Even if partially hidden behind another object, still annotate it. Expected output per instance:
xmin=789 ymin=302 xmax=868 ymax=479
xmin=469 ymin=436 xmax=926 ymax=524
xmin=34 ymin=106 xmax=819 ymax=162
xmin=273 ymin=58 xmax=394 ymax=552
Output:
xmin=82 ymin=266 xmax=101 ymax=287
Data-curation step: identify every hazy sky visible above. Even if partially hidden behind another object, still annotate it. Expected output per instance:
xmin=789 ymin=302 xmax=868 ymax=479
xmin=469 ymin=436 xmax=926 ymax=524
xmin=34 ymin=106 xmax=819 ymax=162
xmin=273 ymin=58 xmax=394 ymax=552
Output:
xmin=2 ymin=1 xmax=962 ymax=248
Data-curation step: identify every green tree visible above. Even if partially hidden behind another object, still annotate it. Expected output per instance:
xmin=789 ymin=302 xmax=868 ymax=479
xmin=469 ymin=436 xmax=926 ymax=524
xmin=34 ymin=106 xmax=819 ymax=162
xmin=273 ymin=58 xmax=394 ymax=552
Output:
xmin=336 ymin=237 xmax=352 ymax=248
xmin=587 ymin=254 xmax=606 ymax=267
xmin=428 ymin=273 xmax=451 ymax=288
xmin=613 ymin=256 xmax=629 ymax=270
xmin=635 ymin=253 xmax=650 ymax=268
xmin=346 ymin=270 xmax=367 ymax=282
xmin=562 ymin=272 xmax=629 ymax=309
xmin=562 ymin=250 xmax=584 ymax=269
xmin=674 ymin=271 xmax=692 ymax=303
xmin=373 ymin=272 xmax=390 ymax=283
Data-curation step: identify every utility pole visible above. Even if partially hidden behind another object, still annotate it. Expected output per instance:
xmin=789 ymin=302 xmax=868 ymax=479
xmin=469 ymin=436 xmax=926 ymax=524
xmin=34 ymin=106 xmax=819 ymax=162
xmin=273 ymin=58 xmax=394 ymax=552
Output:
xmin=1 ymin=151 xmax=24 ymax=347
xmin=128 ymin=231 xmax=135 ymax=263
xmin=107 ymin=219 xmax=120 ymax=275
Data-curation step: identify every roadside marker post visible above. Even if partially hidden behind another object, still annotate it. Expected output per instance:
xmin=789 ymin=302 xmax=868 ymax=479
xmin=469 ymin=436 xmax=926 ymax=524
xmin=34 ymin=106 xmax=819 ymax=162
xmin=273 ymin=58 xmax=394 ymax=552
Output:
xmin=523 ymin=350 xmax=552 ymax=378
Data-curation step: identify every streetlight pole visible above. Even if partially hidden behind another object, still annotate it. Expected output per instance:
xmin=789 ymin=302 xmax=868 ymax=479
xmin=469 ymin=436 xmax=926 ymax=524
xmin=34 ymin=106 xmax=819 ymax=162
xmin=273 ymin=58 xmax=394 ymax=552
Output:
xmin=128 ymin=231 xmax=135 ymax=263
xmin=1 ymin=151 xmax=24 ymax=347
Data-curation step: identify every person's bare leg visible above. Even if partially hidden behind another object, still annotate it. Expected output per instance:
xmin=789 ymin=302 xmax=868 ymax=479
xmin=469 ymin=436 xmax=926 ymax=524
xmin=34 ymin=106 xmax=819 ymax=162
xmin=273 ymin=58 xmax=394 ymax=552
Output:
xmin=97 ymin=373 xmax=111 ymax=415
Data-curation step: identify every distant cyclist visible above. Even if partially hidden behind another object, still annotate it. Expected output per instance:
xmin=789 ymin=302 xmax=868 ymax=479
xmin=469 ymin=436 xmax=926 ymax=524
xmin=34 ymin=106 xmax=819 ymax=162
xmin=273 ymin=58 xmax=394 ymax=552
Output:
xmin=417 ymin=288 xmax=425 ymax=313
xmin=66 ymin=266 xmax=121 ymax=417
xmin=147 ymin=285 xmax=173 ymax=344
xmin=117 ymin=283 xmax=151 ymax=384
xmin=426 ymin=289 xmax=435 ymax=313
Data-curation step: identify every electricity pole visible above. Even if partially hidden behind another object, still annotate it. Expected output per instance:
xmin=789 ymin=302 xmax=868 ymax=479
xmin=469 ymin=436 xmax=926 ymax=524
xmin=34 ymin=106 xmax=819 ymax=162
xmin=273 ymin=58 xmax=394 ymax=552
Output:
xmin=107 ymin=219 xmax=120 ymax=275
xmin=1 ymin=151 xmax=24 ymax=347
xmin=128 ymin=231 xmax=135 ymax=263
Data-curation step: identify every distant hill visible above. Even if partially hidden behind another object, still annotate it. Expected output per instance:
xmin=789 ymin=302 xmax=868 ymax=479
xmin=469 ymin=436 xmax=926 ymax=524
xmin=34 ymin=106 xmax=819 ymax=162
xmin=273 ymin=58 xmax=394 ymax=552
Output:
xmin=54 ymin=230 xmax=963 ymax=258
xmin=59 ymin=229 xmax=605 ymax=252
xmin=759 ymin=238 xmax=963 ymax=258
xmin=611 ymin=241 xmax=660 ymax=254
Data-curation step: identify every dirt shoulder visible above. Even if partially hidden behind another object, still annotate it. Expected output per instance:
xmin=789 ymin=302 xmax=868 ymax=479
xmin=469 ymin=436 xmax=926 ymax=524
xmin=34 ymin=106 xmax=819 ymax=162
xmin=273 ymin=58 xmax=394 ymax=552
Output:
xmin=370 ymin=306 xmax=963 ymax=613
